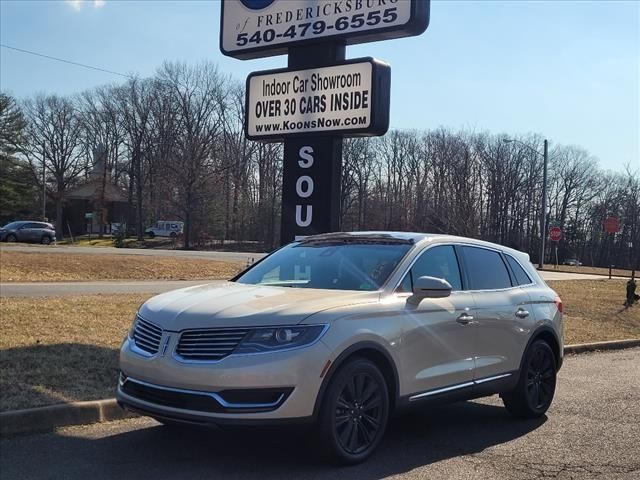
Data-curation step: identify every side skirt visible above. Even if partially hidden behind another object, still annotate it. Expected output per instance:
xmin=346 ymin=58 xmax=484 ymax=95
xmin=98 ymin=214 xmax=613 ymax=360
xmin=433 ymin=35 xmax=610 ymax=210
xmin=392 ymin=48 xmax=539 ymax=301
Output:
xmin=396 ymin=371 xmax=519 ymax=412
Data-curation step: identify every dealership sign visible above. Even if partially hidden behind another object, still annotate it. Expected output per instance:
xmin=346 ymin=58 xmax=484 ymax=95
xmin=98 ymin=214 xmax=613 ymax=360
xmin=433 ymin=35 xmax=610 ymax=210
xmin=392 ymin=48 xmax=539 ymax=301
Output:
xmin=246 ymin=58 xmax=390 ymax=140
xmin=220 ymin=0 xmax=430 ymax=59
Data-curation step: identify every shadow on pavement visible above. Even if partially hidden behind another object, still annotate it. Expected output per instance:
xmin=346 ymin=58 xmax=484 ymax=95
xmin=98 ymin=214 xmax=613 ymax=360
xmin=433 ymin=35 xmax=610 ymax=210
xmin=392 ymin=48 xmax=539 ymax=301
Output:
xmin=0 ymin=399 xmax=546 ymax=479
xmin=0 ymin=343 xmax=118 ymax=412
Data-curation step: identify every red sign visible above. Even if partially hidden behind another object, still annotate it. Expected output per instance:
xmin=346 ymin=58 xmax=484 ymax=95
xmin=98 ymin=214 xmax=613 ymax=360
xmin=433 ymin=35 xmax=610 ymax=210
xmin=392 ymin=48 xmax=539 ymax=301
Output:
xmin=549 ymin=226 xmax=562 ymax=242
xmin=604 ymin=217 xmax=620 ymax=234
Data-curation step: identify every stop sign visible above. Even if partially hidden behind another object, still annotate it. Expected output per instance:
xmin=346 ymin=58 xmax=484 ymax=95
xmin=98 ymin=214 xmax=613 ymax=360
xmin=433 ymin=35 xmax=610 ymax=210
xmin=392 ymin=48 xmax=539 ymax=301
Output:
xmin=604 ymin=217 xmax=620 ymax=234
xmin=549 ymin=226 xmax=562 ymax=242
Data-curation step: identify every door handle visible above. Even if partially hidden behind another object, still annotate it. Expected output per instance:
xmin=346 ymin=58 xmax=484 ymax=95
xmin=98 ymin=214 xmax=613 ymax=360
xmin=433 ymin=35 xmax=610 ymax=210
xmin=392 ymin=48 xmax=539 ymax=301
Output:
xmin=456 ymin=313 xmax=474 ymax=325
xmin=515 ymin=309 xmax=530 ymax=319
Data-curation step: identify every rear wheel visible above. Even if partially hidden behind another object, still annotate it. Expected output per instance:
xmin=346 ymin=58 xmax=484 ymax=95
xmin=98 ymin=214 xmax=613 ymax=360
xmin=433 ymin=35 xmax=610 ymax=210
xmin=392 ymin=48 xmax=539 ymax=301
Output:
xmin=41 ymin=235 xmax=52 ymax=245
xmin=318 ymin=358 xmax=389 ymax=464
xmin=502 ymin=340 xmax=557 ymax=418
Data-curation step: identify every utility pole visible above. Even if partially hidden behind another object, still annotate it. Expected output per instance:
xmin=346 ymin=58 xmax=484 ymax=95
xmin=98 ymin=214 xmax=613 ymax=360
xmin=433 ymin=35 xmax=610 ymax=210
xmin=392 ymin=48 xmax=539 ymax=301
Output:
xmin=539 ymin=139 xmax=548 ymax=269
xmin=41 ymin=147 xmax=46 ymax=221
xmin=503 ymin=137 xmax=550 ymax=269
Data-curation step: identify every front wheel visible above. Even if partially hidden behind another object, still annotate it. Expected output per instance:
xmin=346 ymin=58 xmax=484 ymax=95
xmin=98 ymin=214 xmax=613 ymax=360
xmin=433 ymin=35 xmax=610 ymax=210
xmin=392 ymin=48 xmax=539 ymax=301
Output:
xmin=501 ymin=340 xmax=557 ymax=418
xmin=318 ymin=358 xmax=389 ymax=464
xmin=6 ymin=234 xmax=17 ymax=243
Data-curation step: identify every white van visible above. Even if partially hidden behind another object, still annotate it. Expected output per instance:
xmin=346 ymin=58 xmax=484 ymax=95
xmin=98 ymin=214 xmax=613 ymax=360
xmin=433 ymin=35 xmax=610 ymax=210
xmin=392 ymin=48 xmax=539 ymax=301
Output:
xmin=144 ymin=220 xmax=184 ymax=238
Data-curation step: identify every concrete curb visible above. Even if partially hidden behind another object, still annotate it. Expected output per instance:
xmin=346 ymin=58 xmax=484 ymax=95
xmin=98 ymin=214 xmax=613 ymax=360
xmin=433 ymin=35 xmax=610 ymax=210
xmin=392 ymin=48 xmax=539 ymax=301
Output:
xmin=0 ymin=398 xmax=134 ymax=436
xmin=2 ymin=339 xmax=639 ymax=437
xmin=563 ymin=338 xmax=640 ymax=355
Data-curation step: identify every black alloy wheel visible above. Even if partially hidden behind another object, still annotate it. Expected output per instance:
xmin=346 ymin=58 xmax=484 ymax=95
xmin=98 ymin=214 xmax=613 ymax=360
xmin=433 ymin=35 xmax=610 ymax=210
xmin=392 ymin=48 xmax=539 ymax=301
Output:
xmin=6 ymin=234 xmax=17 ymax=243
xmin=319 ymin=358 xmax=389 ymax=464
xmin=502 ymin=340 xmax=557 ymax=418
xmin=41 ymin=235 xmax=51 ymax=245
xmin=526 ymin=345 xmax=555 ymax=410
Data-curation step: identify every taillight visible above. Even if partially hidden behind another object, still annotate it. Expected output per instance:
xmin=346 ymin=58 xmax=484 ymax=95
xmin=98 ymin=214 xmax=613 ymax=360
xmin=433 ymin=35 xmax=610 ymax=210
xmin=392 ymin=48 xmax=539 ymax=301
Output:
xmin=554 ymin=296 xmax=563 ymax=314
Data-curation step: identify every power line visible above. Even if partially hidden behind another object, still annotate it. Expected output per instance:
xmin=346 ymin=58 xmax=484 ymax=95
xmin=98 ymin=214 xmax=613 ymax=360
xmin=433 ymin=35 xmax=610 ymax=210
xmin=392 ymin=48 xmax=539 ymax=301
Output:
xmin=0 ymin=43 xmax=133 ymax=79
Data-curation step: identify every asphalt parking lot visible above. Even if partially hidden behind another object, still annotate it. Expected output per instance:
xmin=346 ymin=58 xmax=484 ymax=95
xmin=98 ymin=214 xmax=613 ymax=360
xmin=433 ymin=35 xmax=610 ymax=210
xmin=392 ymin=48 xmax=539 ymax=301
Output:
xmin=1 ymin=348 xmax=638 ymax=480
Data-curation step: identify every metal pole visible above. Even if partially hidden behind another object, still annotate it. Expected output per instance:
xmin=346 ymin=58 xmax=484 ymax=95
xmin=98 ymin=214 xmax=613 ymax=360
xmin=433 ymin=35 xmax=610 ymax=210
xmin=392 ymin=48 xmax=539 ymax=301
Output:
xmin=539 ymin=139 xmax=548 ymax=269
xmin=41 ymin=154 xmax=46 ymax=221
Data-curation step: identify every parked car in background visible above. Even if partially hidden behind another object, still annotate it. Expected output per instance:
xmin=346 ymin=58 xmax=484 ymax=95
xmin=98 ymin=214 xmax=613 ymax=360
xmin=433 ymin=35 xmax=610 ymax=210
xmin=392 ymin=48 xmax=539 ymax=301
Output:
xmin=0 ymin=221 xmax=56 ymax=244
xmin=144 ymin=220 xmax=184 ymax=238
xmin=118 ymin=232 xmax=564 ymax=464
xmin=562 ymin=258 xmax=582 ymax=266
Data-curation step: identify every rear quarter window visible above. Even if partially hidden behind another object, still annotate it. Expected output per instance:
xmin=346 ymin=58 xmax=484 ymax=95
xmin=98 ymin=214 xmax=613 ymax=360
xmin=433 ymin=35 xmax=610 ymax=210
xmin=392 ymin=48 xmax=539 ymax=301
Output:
xmin=505 ymin=255 xmax=533 ymax=286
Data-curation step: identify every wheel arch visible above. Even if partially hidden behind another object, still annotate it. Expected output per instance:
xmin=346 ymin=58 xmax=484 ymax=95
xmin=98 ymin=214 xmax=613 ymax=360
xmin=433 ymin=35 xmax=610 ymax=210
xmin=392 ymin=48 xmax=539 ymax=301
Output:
xmin=312 ymin=341 xmax=400 ymax=418
xmin=522 ymin=325 xmax=562 ymax=372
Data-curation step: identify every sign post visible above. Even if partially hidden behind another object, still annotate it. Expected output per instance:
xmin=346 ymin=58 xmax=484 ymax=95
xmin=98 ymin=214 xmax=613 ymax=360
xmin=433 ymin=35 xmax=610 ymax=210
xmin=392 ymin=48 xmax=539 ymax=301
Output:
xmin=221 ymin=0 xmax=430 ymax=245
xmin=549 ymin=226 xmax=562 ymax=269
xmin=604 ymin=216 xmax=620 ymax=271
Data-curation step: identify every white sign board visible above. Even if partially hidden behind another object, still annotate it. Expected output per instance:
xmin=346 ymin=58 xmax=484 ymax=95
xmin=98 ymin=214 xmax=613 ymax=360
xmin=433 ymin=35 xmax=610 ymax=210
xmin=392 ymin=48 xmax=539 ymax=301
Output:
xmin=246 ymin=58 xmax=390 ymax=140
xmin=221 ymin=0 xmax=429 ymax=59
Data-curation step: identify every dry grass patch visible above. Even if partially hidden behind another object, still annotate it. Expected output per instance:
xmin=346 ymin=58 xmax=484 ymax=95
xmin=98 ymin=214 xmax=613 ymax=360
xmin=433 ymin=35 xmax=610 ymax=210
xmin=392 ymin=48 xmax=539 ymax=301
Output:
xmin=0 ymin=294 xmax=150 ymax=411
xmin=548 ymin=279 xmax=640 ymax=344
xmin=0 ymin=251 xmax=242 ymax=282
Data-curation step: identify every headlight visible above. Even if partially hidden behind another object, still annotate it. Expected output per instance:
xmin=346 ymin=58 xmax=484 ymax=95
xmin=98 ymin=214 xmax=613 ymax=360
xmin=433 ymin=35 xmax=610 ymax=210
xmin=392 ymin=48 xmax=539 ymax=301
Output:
xmin=234 ymin=325 xmax=327 ymax=354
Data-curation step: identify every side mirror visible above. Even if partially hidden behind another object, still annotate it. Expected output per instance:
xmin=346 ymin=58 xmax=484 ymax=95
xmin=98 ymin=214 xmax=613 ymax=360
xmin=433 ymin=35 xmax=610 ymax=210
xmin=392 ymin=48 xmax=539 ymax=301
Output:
xmin=408 ymin=276 xmax=452 ymax=305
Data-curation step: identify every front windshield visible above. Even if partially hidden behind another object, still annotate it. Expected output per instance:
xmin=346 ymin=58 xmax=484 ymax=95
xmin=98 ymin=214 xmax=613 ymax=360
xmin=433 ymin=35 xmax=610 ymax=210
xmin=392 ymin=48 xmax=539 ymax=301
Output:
xmin=1 ymin=222 xmax=20 ymax=230
xmin=236 ymin=240 xmax=412 ymax=291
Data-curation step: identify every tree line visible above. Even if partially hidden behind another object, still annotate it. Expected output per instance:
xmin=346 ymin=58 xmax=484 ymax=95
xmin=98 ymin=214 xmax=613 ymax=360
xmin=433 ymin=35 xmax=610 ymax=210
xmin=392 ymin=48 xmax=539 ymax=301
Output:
xmin=0 ymin=60 xmax=638 ymax=269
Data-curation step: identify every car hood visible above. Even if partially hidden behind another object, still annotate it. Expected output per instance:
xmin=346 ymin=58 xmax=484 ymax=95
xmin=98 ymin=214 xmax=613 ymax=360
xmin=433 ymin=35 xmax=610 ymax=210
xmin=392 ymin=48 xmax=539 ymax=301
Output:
xmin=138 ymin=281 xmax=379 ymax=331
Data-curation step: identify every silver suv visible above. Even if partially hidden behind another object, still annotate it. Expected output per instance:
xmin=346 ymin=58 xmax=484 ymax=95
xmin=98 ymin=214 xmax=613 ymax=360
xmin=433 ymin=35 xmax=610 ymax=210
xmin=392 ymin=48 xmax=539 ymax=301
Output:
xmin=0 ymin=221 xmax=56 ymax=244
xmin=117 ymin=232 xmax=563 ymax=464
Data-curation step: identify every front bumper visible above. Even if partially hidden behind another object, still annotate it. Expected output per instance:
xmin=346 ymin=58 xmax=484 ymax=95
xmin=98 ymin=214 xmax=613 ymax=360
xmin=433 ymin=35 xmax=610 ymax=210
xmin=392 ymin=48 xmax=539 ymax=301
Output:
xmin=118 ymin=335 xmax=331 ymax=423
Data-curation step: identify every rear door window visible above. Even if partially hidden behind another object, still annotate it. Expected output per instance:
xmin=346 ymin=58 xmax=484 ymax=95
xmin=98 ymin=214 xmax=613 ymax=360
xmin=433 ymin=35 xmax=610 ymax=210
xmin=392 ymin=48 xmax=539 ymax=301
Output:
xmin=462 ymin=246 xmax=512 ymax=290
xmin=505 ymin=255 xmax=532 ymax=286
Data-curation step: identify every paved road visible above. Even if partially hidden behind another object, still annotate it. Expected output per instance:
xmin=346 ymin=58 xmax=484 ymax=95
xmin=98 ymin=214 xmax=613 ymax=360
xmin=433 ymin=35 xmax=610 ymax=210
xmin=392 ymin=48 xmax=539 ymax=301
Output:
xmin=0 ymin=244 xmax=267 ymax=264
xmin=1 ymin=348 xmax=638 ymax=480
xmin=540 ymin=270 xmax=626 ymax=281
xmin=0 ymin=268 xmax=623 ymax=298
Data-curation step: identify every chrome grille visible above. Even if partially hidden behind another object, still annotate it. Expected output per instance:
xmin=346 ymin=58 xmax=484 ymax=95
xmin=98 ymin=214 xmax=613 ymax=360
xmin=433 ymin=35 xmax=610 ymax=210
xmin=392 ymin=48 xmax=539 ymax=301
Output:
xmin=132 ymin=316 xmax=163 ymax=355
xmin=176 ymin=328 xmax=249 ymax=361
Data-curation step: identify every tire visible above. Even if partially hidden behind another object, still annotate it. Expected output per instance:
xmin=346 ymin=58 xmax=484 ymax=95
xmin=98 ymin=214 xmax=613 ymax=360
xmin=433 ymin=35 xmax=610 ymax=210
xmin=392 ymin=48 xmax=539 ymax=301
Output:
xmin=6 ymin=234 xmax=17 ymax=243
xmin=170 ymin=232 xmax=177 ymax=238
xmin=41 ymin=235 xmax=51 ymax=245
xmin=501 ymin=340 xmax=557 ymax=418
xmin=318 ymin=357 xmax=389 ymax=464
xmin=147 ymin=232 xmax=155 ymax=238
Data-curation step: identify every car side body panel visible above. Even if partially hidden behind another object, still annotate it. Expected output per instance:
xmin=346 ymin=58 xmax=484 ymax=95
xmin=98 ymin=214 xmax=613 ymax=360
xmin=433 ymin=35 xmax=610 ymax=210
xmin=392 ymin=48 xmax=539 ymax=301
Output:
xmin=470 ymin=287 xmax=534 ymax=380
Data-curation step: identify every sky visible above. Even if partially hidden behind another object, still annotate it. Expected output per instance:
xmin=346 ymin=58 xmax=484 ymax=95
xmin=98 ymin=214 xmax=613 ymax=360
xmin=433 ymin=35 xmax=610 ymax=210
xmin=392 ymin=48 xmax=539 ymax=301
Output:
xmin=1 ymin=0 xmax=638 ymax=172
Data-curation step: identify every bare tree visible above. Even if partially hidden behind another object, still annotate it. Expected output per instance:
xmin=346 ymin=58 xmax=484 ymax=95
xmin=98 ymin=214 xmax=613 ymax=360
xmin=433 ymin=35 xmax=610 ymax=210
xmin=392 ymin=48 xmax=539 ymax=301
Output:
xmin=23 ymin=94 xmax=84 ymax=237
xmin=156 ymin=61 xmax=227 ymax=248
